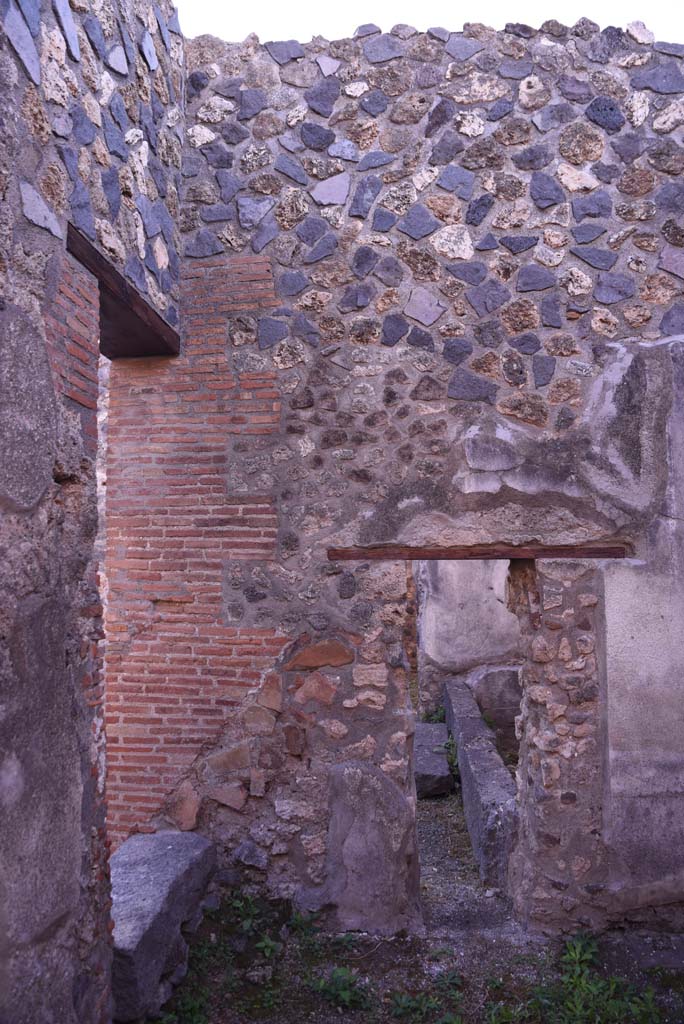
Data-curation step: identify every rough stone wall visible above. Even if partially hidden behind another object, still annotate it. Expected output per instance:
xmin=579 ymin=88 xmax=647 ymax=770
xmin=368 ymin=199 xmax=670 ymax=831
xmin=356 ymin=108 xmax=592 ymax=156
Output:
xmin=0 ymin=0 xmax=183 ymax=1018
xmin=99 ymin=18 xmax=684 ymax=932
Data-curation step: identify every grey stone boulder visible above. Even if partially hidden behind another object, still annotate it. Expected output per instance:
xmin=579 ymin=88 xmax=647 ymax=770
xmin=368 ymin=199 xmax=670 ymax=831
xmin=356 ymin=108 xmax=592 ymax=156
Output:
xmin=303 ymin=762 xmax=423 ymax=935
xmin=414 ymin=722 xmax=454 ymax=798
xmin=111 ymin=832 xmax=216 ymax=1022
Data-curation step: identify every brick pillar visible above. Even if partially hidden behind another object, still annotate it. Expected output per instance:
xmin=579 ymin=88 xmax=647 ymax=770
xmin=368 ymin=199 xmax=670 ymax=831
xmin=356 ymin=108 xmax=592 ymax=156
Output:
xmin=507 ymin=559 xmax=609 ymax=932
xmin=105 ymin=254 xmax=284 ymax=843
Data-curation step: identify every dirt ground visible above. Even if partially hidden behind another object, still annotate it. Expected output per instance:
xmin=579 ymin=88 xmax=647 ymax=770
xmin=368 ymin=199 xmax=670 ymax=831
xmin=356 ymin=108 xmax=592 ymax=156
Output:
xmin=159 ymin=790 xmax=684 ymax=1024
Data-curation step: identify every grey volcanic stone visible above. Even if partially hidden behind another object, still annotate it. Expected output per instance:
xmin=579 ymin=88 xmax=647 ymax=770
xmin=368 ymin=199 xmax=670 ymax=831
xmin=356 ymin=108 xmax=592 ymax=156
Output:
xmin=500 ymin=235 xmax=538 ymax=254
xmin=414 ymin=723 xmax=454 ymax=798
xmin=184 ymin=230 xmax=223 ymax=258
xmin=407 ymin=326 xmax=434 ymax=350
xmin=530 ymin=171 xmax=565 ymax=209
xmin=500 ymin=58 xmax=534 ymax=79
xmin=437 ymin=164 xmax=475 ymax=198
xmin=374 ymin=256 xmax=404 ymax=287
xmin=572 ymin=190 xmax=612 ymax=221
xmin=445 ymin=34 xmax=484 ymax=61
xmin=238 ymin=88 xmax=268 ymax=120
xmin=541 ymin=294 xmax=562 ymax=327
xmin=352 ymin=246 xmax=379 ymax=278
xmin=301 ymin=122 xmax=335 ymax=151
xmin=510 ymin=332 xmax=541 ymax=354
xmin=258 ymin=317 xmax=289 ymax=348
xmin=447 ymin=261 xmax=487 ymax=285
xmin=201 ymin=141 xmax=233 ymax=169
xmin=382 ymin=314 xmax=409 ymax=346
xmin=70 ymin=104 xmax=96 ymax=145
xmin=154 ymin=4 xmax=170 ymax=49
xmin=425 ymin=98 xmax=455 ymax=138
xmin=654 ymin=41 xmax=684 ymax=57
xmin=20 ymin=182 xmax=62 ymax=238
xmin=512 ymin=144 xmax=551 ymax=170
xmin=572 ymin=223 xmax=606 ymax=243
xmin=430 ymin=130 xmax=464 ymax=164
xmin=216 ymin=171 xmax=241 ymax=203
xmin=279 ymin=271 xmax=308 ymax=296
xmin=405 ymin=286 xmax=446 ymax=326
xmin=349 ymin=175 xmax=383 ymax=218
xmin=222 ymin=122 xmax=250 ymax=145
xmin=292 ymin=313 xmax=320 ymax=346
xmin=303 ymin=234 xmax=338 ymax=263
xmin=631 ymin=61 xmax=684 ymax=94
xmin=559 ymin=74 xmax=593 ymax=102
xmin=357 ymin=151 xmax=394 ymax=170
xmin=466 ymin=194 xmax=495 ymax=226
xmin=447 ymin=369 xmax=498 ymax=402
xmin=110 ymin=93 xmax=131 ymax=131
xmin=304 ymin=762 xmax=422 ymax=935
xmin=339 ymin=283 xmax=376 ymax=312
xmin=101 ymin=167 xmax=121 ymax=219
xmin=361 ymin=90 xmax=389 ymax=116
xmin=199 ymin=204 xmax=232 ymax=223
xmin=311 ymin=172 xmax=350 ymax=206
xmin=251 ymin=215 xmax=279 ymax=254
xmin=304 ymin=78 xmax=340 ymax=117
xmin=296 ymin=216 xmax=327 ymax=245
xmin=569 ymin=246 xmax=618 ymax=270
xmin=124 ymin=257 xmax=146 ymax=293
xmin=517 ymin=265 xmax=555 ymax=291
xmin=659 ymin=246 xmax=684 ymax=280
xmin=533 ymin=102 xmax=575 ymax=133
xmin=265 ymin=39 xmax=305 ymax=64
xmin=329 ymin=140 xmax=359 ymax=161
xmin=237 ymin=196 xmax=275 ymax=229
xmin=443 ymin=337 xmax=473 ymax=364
xmin=487 ymin=97 xmax=514 ymax=121
xmin=585 ymin=95 xmax=625 ymax=132
xmin=397 ymin=204 xmax=441 ymax=239
xmin=476 ymin=233 xmax=499 ymax=250
xmin=661 ymin=303 xmax=684 ymax=335
xmin=69 ymin=180 xmax=95 ymax=239
xmin=106 ymin=45 xmax=129 ymax=75
xmin=594 ymin=272 xmax=635 ymax=303
xmin=372 ymin=207 xmax=397 ymax=231
xmin=103 ymin=111 xmax=128 ymax=160
xmin=140 ymin=30 xmax=158 ymax=71
xmin=111 ymin=833 xmax=216 ymax=1022
xmin=274 ymin=154 xmax=308 ymax=185
xmin=533 ymin=353 xmax=556 ymax=386
xmin=136 ymin=195 xmax=161 ymax=237
xmin=465 ymin=279 xmax=511 ymax=317
xmin=83 ymin=15 xmax=106 ymax=58
xmin=53 ymin=0 xmax=80 ymax=60
xmin=355 ymin=23 xmax=381 ymax=37
xmin=363 ymin=34 xmax=404 ymax=63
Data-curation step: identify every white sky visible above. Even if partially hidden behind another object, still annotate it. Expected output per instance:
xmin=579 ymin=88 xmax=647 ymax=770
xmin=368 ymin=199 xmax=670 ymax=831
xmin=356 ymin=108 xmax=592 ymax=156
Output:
xmin=175 ymin=0 xmax=684 ymax=45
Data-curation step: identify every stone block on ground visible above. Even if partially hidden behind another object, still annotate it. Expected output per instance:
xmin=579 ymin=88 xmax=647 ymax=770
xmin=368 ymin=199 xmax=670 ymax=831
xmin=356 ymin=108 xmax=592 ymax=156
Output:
xmin=414 ymin=722 xmax=454 ymax=798
xmin=111 ymin=832 xmax=216 ymax=1022
xmin=445 ymin=676 xmax=518 ymax=889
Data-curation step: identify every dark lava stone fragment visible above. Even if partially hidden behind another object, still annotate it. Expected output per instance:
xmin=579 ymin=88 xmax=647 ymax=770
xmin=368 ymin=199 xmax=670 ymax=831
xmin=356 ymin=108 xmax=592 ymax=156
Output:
xmin=187 ymin=70 xmax=209 ymax=100
xmin=275 ymin=153 xmax=308 ymax=185
xmin=442 ymin=337 xmax=473 ymax=365
xmin=512 ymin=145 xmax=551 ymax=170
xmin=476 ymin=233 xmax=499 ymax=251
xmin=184 ymin=230 xmax=223 ymax=259
xmin=510 ymin=332 xmax=541 ymax=354
xmin=530 ymin=171 xmax=565 ymax=209
xmin=447 ymin=368 xmax=498 ymax=402
xmin=572 ymin=190 xmax=612 ymax=221
xmin=505 ymin=22 xmax=536 ymax=38
xmin=258 ymin=317 xmax=289 ymax=348
xmin=338 ymin=573 xmax=356 ymax=599
xmin=238 ymin=88 xmax=268 ymax=121
xmin=398 ymin=204 xmax=441 ymax=239
xmin=357 ymin=151 xmax=395 ymax=170
xmin=279 ymin=271 xmax=308 ymax=296
xmin=541 ymin=295 xmax=563 ymax=329
xmin=569 ymin=246 xmax=617 ymax=270
xmin=372 ymin=207 xmax=398 ymax=231
xmin=446 ymin=261 xmax=487 ymax=285
xmin=425 ymin=97 xmax=455 ymax=137
xmin=660 ymin=303 xmax=684 ymax=334
xmin=296 ymin=215 xmax=328 ymax=245
xmin=292 ymin=313 xmax=320 ymax=346
xmin=466 ymin=280 xmax=511 ymax=318
xmin=487 ymin=97 xmax=515 ymax=122
xmin=630 ymin=61 xmax=684 ymax=94
xmin=202 ymin=141 xmax=234 ymax=168
xmin=585 ymin=95 xmax=625 ymax=133
xmin=101 ymin=167 xmax=121 ymax=219
xmin=533 ymin=354 xmax=556 ymax=387
xmin=430 ymin=129 xmax=465 ymax=165
xmin=558 ymin=75 xmax=593 ymax=103
xmin=264 ymin=39 xmax=305 ymax=64
xmin=466 ymin=194 xmax=495 ymax=226
xmin=303 ymin=234 xmax=338 ymax=263
xmin=500 ymin=235 xmax=538 ymax=254
xmin=361 ymin=89 xmax=389 ymax=116
xmin=382 ymin=314 xmax=410 ymax=346
xmin=304 ymin=77 xmax=340 ymax=118
xmin=593 ymin=272 xmax=635 ymax=304
xmin=338 ymin=283 xmax=376 ymax=311
xmin=221 ymin=122 xmax=251 ymax=145
xmin=437 ymin=164 xmax=475 ymax=198
xmin=611 ymin=133 xmax=645 ymax=164
xmin=374 ymin=256 xmax=404 ymax=287
xmin=655 ymin=182 xmax=684 ymax=215
xmin=124 ymin=256 xmax=147 ymax=292
xmin=71 ymin=104 xmax=96 ymax=145
xmin=517 ymin=265 xmax=556 ymax=291
xmin=499 ymin=59 xmax=534 ymax=80
xmin=571 ymin=223 xmax=606 ymax=243
xmin=301 ymin=122 xmax=336 ymax=150
xmin=352 ymin=245 xmax=380 ymax=278
xmin=475 ymin=319 xmax=505 ymax=348
xmin=407 ymin=327 xmax=434 ymax=351
xmin=556 ymin=406 xmax=576 ymax=431
xmin=349 ymin=175 xmax=383 ymax=218
xmin=593 ymin=162 xmax=620 ymax=183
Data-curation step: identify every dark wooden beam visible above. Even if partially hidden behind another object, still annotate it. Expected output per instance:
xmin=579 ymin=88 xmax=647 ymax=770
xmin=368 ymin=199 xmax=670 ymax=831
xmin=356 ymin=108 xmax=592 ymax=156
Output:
xmin=327 ymin=543 xmax=630 ymax=562
xmin=66 ymin=223 xmax=180 ymax=359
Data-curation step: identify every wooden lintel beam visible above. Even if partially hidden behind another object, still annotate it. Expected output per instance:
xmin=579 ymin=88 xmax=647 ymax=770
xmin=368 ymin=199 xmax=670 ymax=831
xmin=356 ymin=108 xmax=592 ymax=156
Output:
xmin=327 ymin=544 xmax=630 ymax=562
xmin=66 ymin=223 xmax=180 ymax=359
